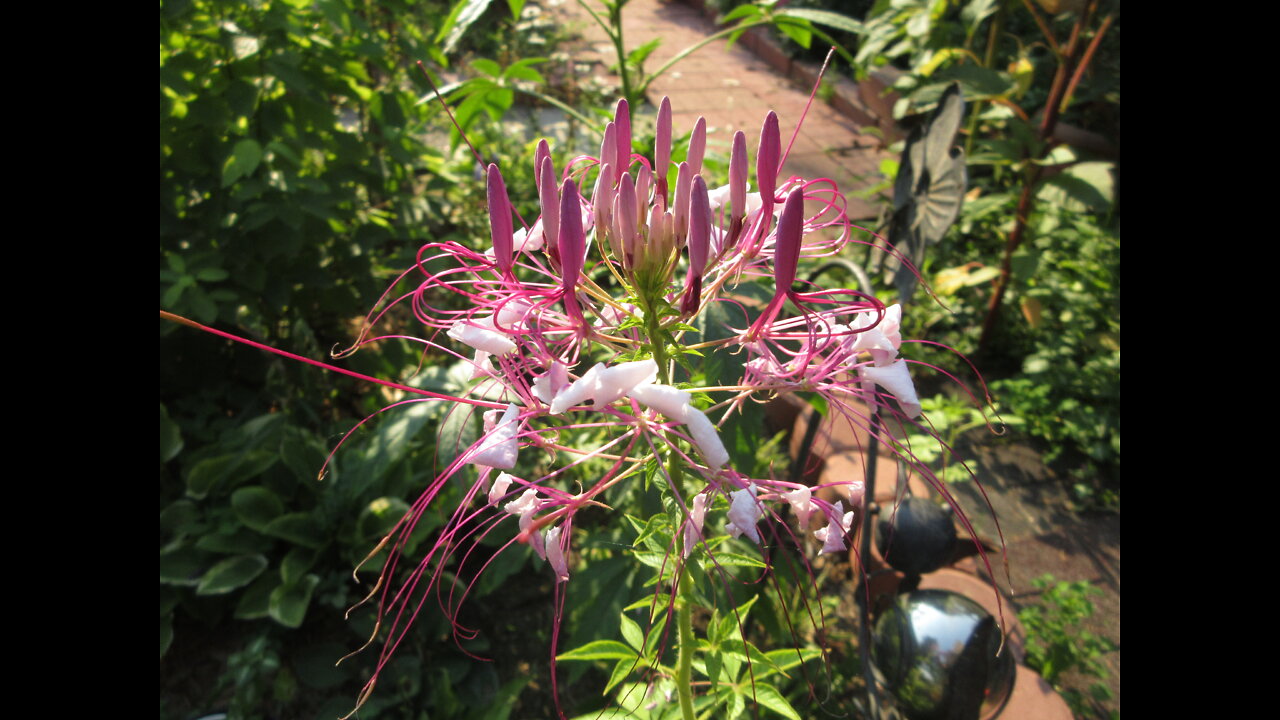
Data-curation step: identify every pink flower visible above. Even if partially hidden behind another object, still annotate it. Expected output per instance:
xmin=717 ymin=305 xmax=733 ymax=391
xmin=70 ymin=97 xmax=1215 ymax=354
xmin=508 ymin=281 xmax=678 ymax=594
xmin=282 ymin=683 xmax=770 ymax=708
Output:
xmin=813 ymin=501 xmax=854 ymax=554
xmin=725 ymin=484 xmax=762 ymax=544
xmin=546 ymin=524 xmax=570 ymax=582
xmin=683 ymin=492 xmax=709 ymax=558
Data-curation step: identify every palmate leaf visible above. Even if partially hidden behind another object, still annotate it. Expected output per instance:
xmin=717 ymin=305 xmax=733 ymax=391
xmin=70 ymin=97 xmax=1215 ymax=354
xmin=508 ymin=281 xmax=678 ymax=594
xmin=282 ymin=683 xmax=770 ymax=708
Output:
xmin=880 ymin=83 xmax=967 ymax=300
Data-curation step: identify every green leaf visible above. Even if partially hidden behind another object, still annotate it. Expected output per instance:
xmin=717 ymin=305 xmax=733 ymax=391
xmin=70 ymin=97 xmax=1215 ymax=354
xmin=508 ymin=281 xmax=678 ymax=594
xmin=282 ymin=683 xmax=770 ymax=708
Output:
xmin=503 ymin=58 xmax=547 ymax=84
xmin=194 ymin=525 xmax=274 ymax=554
xmin=751 ymin=683 xmax=801 ymax=720
xmin=233 ymin=573 xmax=280 ymax=620
xmin=269 ymin=573 xmax=320 ymax=628
xmin=196 ymin=553 xmax=268 ymax=595
xmin=159 ymin=498 xmax=199 ymax=537
xmin=708 ymin=551 xmax=767 ymax=569
xmin=619 ymin=613 xmax=644 ymax=652
xmin=435 ymin=401 xmax=479 ymax=475
xmin=439 ymin=0 xmax=496 ymax=55
xmin=185 ymin=450 xmax=278 ymax=499
xmin=1036 ymin=162 xmax=1115 ymax=214
xmin=470 ymin=57 xmax=503 ymax=79
xmin=777 ymin=8 xmax=863 ymax=35
xmin=261 ymin=512 xmax=325 ymax=549
xmin=556 ymin=640 xmax=639 ymax=661
xmin=721 ymin=4 xmax=763 ymax=23
xmin=775 ymin=18 xmax=813 ymax=49
xmin=231 ymin=485 xmax=284 ymax=531
xmin=160 ymin=404 xmax=183 ymax=463
xmin=604 ymin=658 xmax=635 ymax=695
xmin=159 ymin=544 xmax=213 ymax=586
xmin=626 ymin=39 xmax=662 ymax=68
xmin=161 ymin=614 xmax=174 ymax=659
xmin=194 ymin=267 xmax=229 ymax=282
xmin=221 ymin=138 xmax=263 ymax=188
xmin=357 ymin=496 xmax=411 ymax=540
xmin=281 ymin=547 xmax=317 ymax=585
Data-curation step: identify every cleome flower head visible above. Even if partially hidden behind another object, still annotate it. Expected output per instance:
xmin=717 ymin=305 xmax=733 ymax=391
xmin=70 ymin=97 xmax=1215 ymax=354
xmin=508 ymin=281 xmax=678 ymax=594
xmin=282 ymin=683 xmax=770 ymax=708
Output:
xmin=327 ymin=95 xmax=992 ymax=717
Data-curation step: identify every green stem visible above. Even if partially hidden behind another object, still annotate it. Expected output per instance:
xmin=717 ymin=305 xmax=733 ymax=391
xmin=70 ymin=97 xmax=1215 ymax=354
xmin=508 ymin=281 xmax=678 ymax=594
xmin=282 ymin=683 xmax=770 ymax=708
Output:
xmin=676 ymin=562 xmax=696 ymax=720
xmin=514 ymin=87 xmax=599 ymax=128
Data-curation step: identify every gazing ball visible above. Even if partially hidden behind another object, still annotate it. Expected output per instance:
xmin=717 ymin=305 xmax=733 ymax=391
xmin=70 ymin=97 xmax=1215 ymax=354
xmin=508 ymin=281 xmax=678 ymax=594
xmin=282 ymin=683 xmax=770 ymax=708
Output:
xmin=877 ymin=497 xmax=956 ymax=576
xmin=872 ymin=590 xmax=1014 ymax=720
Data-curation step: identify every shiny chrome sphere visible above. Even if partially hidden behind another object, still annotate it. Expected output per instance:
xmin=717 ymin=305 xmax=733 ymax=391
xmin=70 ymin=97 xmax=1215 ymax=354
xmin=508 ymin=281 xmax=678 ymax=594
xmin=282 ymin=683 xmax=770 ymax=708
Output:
xmin=872 ymin=590 xmax=1014 ymax=720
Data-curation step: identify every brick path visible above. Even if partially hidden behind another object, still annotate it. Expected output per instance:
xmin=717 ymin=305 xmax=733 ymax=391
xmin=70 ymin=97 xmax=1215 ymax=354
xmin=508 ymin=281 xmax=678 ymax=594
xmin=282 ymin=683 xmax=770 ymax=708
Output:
xmin=549 ymin=0 xmax=890 ymax=220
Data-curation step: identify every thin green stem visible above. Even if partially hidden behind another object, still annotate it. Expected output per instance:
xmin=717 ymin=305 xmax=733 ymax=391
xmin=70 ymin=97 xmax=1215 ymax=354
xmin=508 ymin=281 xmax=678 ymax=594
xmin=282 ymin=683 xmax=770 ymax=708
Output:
xmin=675 ymin=560 xmax=696 ymax=720
xmin=514 ymin=87 xmax=599 ymax=129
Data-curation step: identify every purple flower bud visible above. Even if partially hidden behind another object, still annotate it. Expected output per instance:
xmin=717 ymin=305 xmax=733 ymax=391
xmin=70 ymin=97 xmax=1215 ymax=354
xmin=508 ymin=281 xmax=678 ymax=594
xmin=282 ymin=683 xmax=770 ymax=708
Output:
xmin=617 ymin=171 xmax=637 ymax=261
xmin=757 ymin=111 xmax=780 ymax=219
xmin=687 ymin=116 xmax=706 ymax=176
xmin=688 ymin=175 xmax=711 ymax=277
xmin=614 ymin=99 xmax=632 ymax=175
xmin=773 ymin=188 xmax=805 ymax=297
xmin=487 ymin=164 xmax=513 ymax=276
xmin=646 ymin=202 xmax=667 ymax=267
xmin=538 ymin=156 xmax=559 ymax=251
xmin=600 ymin=122 xmax=618 ymax=179
xmin=558 ymin=178 xmax=584 ymax=296
xmin=592 ymin=162 xmax=615 ymax=241
xmin=673 ymin=161 xmax=691 ymax=244
xmin=635 ymin=163 xmax=651 ymax=217
xmin=729 ymin=130 xmax=748 ymax=221
xmin=655 ymin=96 xmax=672 ymax=183
xmin=534 ymin=139 xmax=552 ymax=184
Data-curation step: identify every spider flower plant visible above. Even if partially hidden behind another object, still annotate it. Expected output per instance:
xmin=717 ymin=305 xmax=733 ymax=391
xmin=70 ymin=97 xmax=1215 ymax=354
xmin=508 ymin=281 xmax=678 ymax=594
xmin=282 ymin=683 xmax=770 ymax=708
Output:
xmin=162 ymin=92 xmax=1000 ymax=719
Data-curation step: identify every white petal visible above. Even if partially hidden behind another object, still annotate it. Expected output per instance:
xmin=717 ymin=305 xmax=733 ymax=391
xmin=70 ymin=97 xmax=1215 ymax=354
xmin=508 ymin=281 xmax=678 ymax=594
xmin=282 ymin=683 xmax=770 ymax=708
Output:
xmin=532 ymin=361 xmax=570 ymax=404
xmin=504 ymin=488 xmax=540 ymax=516
xmin=469 ymin=350 xmax=494 ymax=380
xmin=627 ymin=382 xmax=693 ymax=421
xmin=470 ymin=404 xmax=520 ymax=469
xmin=550 ymin=363 xmax=604 ymax=414
xmin=522 ymin=511 xmax=546 ymax=560
xmin=815 ymin=502 xmax=854 ymax=554
xmin=592 ymin=360 xmax=658 ymax=409
xmin=683 ymin=493 xmax=709 ymax=558
xmin=726 ymin=484 xmax=761 ymax=544
xmin=859 ymin=360 xmax=922 ymax=418
xmin=545 ymin=525 xmax=569 ymax=582
xmin=489 ymin=472 xmax=515 ymax=505
xmin=684 ymin=408 xmax=729 ymax=469
xmin=448 ymin=319 xmax=517 ymax=356
xmin=783 ymin=487 xmax=815 ymax=529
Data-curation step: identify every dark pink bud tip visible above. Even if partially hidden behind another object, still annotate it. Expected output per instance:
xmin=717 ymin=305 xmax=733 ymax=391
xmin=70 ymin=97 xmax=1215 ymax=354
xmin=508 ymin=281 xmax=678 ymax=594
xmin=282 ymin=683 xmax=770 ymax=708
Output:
xmin=558 ymin=178 xmax=584 ymax=295
xmin=614 ymin=99 xmax=632 ymax=175
xmin=689 ymin=175 xmax=711 ymax=276
xmin=757 ymin=111 xmax=780 ymax=202
xmin=487 ymin=164 xmax=513 ymax=275
xmin=773 ymin=188 xmax=805 ymax=296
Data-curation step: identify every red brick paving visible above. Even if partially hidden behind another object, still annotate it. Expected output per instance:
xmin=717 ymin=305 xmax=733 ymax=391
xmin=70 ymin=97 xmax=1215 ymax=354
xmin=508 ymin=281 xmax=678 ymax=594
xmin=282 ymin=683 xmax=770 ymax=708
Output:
xmin=549 ymin=0 xmax=891 ymax=220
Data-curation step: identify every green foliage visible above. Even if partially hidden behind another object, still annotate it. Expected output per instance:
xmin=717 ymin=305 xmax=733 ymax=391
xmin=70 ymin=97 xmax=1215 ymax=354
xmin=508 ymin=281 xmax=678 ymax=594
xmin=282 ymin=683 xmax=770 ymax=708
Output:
xmin=900 ymin=392 xmax=1021 ymax=483
xmin=850 ymin=0 xmax=1120 ymax=491
xmin=559 ymin=505 xmax=826 ymax=720
xmin=159 ymin=1 xmax=554 ymax=717
xmin=989 ymin=209 xmax=1120 ymax=486
xmin=1018 ymin=574 xmax=1117 ymax=717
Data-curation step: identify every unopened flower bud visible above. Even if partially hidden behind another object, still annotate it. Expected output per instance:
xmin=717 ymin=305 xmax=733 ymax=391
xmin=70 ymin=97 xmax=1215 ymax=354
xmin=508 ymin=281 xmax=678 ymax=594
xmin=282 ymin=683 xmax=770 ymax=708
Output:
xmin=487 ymin=164 xmax=513 ymax=275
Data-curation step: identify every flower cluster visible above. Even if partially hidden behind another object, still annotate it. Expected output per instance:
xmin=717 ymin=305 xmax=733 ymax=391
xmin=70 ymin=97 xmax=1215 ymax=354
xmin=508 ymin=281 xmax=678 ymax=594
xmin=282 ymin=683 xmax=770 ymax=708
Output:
xmin=341 ymin=97 xmax=940 ymax=709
